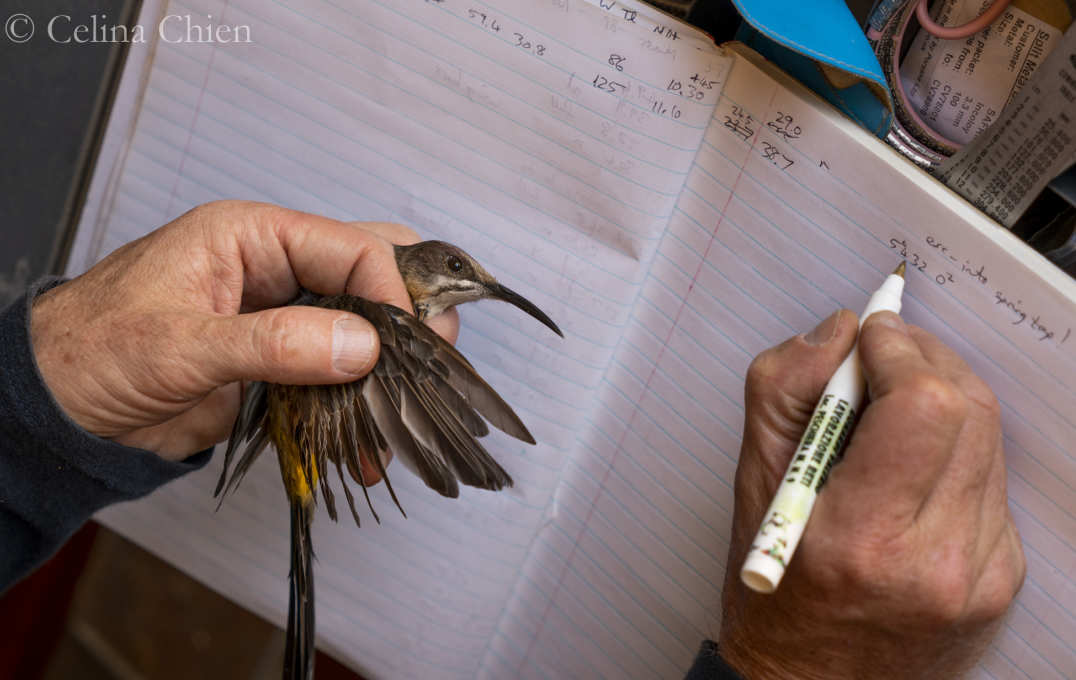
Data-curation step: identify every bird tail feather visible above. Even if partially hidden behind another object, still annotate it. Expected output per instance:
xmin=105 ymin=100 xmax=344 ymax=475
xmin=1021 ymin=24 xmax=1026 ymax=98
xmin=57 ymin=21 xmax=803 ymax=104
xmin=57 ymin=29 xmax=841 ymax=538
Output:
xmin=284 ymin=500 xmax=315 ymax=680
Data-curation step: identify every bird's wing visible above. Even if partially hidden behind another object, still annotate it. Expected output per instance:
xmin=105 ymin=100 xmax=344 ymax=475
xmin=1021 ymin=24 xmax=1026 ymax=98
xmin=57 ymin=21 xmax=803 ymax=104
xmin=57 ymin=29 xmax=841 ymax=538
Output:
xmin=334 ymin=296 xmax=519 ymax=499
xmin=218 ymin=294 xmax=529 ymax=524
xmin=388 ymin=306 xmax=537 ymax=444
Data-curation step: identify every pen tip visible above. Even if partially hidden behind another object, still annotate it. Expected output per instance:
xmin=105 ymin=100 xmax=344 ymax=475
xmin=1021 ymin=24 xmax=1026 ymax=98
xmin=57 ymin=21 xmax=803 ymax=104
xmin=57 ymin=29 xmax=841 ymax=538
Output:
xmin=893 ymin=261 xmax=906 ymax=278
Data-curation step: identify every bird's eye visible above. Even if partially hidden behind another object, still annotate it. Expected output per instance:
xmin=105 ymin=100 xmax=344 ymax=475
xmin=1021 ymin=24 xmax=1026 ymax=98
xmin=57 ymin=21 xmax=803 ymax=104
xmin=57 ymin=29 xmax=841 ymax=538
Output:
xmin=447 ymin=256 xmax=463 ymax=272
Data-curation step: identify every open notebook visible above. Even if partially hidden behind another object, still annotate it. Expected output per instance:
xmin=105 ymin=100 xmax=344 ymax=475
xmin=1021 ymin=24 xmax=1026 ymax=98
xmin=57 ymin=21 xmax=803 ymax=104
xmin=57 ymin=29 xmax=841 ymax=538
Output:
xmin=70 ymin=0 xmax=1076 ymax=678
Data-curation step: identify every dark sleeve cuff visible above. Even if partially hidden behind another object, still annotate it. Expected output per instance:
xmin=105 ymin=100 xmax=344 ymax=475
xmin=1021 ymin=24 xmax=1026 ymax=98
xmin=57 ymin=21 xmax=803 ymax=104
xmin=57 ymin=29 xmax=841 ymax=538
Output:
xmin=685 ymin=640 xmax=747 ymax=680
xmin=0 ymin=278 xmax=211 ymax=591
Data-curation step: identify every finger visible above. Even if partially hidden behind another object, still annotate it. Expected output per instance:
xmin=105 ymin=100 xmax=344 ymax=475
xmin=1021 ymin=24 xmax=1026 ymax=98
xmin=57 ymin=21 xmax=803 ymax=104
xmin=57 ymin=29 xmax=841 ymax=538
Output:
xmin=908 ymin=325 xmax=1004 ymax=526
xmin=357 ymin=449 xmax=394 ymax=486
xmin=739 ymin=309 xmax=858 ymax=487
xmin=729 ymin=310 xmax=858 ymax=580
xmin=348 ymin=221 xmax=422 ymax=246
xmin=276 ymin=214 xmax=413 ymax=311
xmin=857 ymin=312 xmax=937 ymax=400
xmin=199 ymin=305 xmax=381 ymax=385
xmin=908 ymin=324 xmax=973 ymax=376
xmin=910 ymin=326 xmax=1000 ymax=418
xmin=424 ymin=307 xmax=460 ymax=345
xmin=823 ymin=312 xmax=967 ymax=523
xmin=198 ymin=202 xmax=415 ymax=313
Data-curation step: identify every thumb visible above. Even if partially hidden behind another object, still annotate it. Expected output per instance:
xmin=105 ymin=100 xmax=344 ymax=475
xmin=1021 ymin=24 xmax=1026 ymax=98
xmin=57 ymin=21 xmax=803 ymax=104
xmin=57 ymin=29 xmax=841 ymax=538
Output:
xmin=739 ymin=310 xmax=859 ymax=485
xmin=199 ymin=306 xmax=381 ymax=385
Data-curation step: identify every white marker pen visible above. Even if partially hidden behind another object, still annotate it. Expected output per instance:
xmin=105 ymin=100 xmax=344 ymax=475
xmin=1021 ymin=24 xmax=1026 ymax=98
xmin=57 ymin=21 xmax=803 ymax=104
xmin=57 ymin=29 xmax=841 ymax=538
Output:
xmin=741 ymin=261 xmax=907 ymax=594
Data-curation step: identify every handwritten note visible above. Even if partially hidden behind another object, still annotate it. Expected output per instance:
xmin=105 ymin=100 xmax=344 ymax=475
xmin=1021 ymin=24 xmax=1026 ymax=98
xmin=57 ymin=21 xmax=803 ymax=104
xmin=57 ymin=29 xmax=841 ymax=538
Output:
xmin=888 ymin=234 xmax=1072 ymax=346
xmin=495 ymin=43 xmax=1076 ymax=680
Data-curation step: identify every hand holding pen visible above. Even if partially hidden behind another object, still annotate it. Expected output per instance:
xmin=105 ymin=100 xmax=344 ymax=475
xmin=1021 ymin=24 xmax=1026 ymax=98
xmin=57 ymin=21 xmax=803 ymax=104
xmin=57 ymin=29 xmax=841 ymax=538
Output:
xmin=719 ymin=301 xmax=1025 ymax=679
xmin=742 ymin=263 xmax=908 ymax=592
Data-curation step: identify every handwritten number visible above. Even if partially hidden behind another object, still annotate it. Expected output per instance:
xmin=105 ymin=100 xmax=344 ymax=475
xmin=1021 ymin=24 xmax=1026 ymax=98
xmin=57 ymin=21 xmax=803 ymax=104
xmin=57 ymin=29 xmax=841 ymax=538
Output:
xmin=650 ymin=99 xmax=681 ymax=119
xmin=689 ymin=73 xmax=715 ymax=88
xmin=468 ymin=12 xmax=544 ymax=55
xmin=513 ymin=32 xmax=546 ymax=56
xmin=760 ymin=142 xmax=793 ymax=170
xmin=668 ymin=79 xmax=704 ymax=100
xmin=767 ymin=112 xmax=803 ymax=140
xmin=592 ymin=74 xmax=626 ymax=95
xmin=722 ymin=107 xmax=755 ymax=142
xmin=467 ymin=9 xmax=501 ymax=31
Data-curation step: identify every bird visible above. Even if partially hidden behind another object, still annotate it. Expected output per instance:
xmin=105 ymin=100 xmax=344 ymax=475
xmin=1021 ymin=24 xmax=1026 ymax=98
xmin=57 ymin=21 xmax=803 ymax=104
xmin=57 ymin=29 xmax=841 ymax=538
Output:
xmin=215 ymin=240 xmax=562 ymax=680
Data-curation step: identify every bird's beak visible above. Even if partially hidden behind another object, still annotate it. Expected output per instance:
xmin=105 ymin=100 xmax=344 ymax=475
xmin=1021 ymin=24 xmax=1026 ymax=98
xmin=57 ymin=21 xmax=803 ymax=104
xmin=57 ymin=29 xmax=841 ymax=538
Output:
xmin=486 ymin=283 xmax=563 ymax=337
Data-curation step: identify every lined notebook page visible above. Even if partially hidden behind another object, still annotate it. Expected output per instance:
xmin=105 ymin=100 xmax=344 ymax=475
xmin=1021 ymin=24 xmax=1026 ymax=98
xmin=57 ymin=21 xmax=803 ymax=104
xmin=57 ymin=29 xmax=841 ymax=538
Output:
xmin=490 ymin=45 xmax=1076 ymax=679
xmin=69 ymin=0 xmax=732 ymax=678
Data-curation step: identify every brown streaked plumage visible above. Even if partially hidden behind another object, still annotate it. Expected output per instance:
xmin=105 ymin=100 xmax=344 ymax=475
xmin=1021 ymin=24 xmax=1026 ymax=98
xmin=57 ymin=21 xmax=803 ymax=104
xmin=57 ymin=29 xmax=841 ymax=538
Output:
xmin=216 ymin=241 xmax=562 ymax=680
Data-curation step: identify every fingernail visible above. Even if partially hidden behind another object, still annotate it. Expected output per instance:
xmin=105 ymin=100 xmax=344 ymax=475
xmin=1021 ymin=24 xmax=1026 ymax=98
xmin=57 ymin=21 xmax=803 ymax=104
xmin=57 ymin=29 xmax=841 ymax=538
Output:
xmin=332 ymin=318 xmax=376 ymax=375
xmin=867 ymin=311 xmax=907 ymax=334
xmin=804 ymin=310 xmax=842 ymax=346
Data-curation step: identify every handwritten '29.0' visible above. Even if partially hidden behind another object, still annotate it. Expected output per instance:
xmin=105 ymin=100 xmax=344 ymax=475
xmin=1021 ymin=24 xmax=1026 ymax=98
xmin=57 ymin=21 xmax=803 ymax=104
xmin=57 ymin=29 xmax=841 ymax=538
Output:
xmin=722 ymin=108 xmax=812 ymax=171
xmin=889 ymin=237 xmax=1071 ymax=345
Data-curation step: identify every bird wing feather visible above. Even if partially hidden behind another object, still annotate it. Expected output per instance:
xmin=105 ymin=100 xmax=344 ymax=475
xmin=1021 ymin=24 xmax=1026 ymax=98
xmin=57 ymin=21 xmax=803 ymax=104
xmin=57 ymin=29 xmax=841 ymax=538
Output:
xmin=380 ymin=302 xmax=535 ymax=444
xmin=218 ymin=293 xmax=528 ymax=523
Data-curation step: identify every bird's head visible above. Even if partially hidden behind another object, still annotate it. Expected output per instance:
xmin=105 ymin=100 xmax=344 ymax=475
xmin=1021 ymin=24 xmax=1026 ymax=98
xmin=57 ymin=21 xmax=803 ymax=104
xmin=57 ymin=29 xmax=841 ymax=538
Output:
xmin=394 ymin=241 xmax=562 ymax=337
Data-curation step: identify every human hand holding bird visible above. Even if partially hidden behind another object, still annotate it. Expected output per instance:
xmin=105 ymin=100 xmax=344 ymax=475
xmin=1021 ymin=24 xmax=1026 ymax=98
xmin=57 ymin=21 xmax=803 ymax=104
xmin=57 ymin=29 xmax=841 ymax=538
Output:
xmin=31 ymin=201 xmax=446 ymax=459
xmin=31 ymin=201 xmax=561 ymax=680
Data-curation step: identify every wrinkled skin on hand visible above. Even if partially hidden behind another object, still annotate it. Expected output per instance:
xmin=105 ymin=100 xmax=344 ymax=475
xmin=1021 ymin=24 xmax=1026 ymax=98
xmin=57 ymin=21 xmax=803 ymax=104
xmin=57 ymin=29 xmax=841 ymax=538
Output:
xmin=30 ymin=201 xmax=458 ymax=468
xmin=721 ymin=310 xmax=1025 ymax=680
